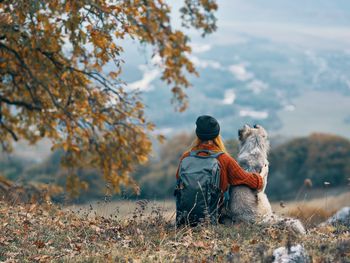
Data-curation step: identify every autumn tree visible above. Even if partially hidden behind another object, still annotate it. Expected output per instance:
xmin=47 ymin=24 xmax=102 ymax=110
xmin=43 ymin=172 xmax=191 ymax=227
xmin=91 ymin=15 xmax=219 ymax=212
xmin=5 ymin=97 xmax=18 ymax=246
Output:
xmin=0 ymin=0 xmax=217 ymax=195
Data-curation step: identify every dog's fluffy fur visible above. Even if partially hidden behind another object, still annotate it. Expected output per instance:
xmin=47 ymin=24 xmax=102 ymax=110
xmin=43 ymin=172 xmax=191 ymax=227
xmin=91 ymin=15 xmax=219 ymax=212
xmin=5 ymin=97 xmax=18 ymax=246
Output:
xmin=226 ymin=124 xmax=306 ymax=235
xmin=228 ymin=124 xmax=272 ymax=222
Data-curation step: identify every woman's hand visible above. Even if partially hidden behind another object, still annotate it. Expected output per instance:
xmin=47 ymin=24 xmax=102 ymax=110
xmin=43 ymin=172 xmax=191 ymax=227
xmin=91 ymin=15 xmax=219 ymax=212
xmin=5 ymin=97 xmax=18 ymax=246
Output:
xmin=260 ymin=164 xmax=269 ymax=179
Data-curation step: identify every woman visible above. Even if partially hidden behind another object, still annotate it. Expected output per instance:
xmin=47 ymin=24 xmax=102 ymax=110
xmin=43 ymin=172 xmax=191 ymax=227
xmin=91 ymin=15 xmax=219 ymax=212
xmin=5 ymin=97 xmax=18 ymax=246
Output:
xmin=175 ymin=115 xmax=268 ymax=225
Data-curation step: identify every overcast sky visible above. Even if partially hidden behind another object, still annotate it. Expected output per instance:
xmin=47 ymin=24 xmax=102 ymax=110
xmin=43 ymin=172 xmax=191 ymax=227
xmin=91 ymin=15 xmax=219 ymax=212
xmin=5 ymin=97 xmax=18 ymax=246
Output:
xmin=170 ymin=0 xmax=350 ymax=50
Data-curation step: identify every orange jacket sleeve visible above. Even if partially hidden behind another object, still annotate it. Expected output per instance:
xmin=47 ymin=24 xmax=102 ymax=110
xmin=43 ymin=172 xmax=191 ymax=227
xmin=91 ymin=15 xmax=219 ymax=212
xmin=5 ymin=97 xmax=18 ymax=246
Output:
xmin=219 ymin=153 xmax=263 ymax=190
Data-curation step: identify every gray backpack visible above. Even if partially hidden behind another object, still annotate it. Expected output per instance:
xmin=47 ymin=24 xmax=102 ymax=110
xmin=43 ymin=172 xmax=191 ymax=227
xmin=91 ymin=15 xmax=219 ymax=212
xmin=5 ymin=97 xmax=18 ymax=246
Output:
xmin=174 ymin=150 xmax=224 ymax=226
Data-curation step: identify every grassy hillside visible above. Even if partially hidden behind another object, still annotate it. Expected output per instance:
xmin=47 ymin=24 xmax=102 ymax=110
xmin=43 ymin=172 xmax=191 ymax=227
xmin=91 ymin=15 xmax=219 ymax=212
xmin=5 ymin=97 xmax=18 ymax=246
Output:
xmin=1 ymin=195 xmax=349 ymax=262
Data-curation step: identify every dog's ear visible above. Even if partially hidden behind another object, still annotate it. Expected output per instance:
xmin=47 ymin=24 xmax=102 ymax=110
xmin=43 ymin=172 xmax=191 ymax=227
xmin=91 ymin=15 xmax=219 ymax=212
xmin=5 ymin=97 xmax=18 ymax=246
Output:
xmin=238 ymin=128 xmax=244 ymax=141
xmin=239 ymin=124 xmax=251 ymax=141
xmin=254 ymin=124 xmax=268 ymax=138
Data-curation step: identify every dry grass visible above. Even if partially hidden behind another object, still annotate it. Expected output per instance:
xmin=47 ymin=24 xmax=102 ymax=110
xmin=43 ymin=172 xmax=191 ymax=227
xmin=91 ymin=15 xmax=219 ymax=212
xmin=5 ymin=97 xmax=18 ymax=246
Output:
xmin=286 ymin=206 xmax=335 ymax=228
xmin=272 ymin=192 xmax=350 ymax=228
xmin=1 ymin=192 xmax=349 ymax=262
xmin=68 ymin=191 xmax=350 ymax=228
xmin=67 ymin=199 xmax=176 ymax=221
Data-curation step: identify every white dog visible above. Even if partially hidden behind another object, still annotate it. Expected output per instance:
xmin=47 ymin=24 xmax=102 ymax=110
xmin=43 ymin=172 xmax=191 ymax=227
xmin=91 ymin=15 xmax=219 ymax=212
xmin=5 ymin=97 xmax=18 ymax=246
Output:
xmin=227 ymin=124 xmax=306 ymax=235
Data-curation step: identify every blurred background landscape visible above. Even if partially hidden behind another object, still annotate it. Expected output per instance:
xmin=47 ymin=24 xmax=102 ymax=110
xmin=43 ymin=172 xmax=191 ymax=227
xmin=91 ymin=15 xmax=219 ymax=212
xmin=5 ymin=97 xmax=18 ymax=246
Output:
xmin=1 ymin=0 xmax=350 ymax=204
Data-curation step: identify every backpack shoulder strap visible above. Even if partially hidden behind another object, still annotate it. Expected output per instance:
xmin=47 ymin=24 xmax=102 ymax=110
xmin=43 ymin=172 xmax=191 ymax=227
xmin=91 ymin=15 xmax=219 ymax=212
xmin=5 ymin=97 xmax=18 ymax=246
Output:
xmin=212 ymin=151 xmax=225 ymax=158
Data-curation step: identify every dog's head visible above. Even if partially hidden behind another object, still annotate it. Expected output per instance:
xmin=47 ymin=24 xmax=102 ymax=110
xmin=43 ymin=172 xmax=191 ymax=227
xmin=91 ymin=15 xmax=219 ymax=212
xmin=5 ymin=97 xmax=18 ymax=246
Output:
xmin=238 ymin=124 xmax=267 ymax=141
xmin=238 ymin=124 xmax=269 ymax=151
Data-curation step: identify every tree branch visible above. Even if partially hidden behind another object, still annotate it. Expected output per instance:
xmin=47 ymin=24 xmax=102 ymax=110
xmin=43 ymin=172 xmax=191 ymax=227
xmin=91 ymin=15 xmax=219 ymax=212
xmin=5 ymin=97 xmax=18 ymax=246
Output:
xmin=0 ymin=122 xmax=18 ymax=141
xmin=0 ymin=95 xmax=42 ymax=111
xmin=0 ymin=103 xmax=18 ymax=141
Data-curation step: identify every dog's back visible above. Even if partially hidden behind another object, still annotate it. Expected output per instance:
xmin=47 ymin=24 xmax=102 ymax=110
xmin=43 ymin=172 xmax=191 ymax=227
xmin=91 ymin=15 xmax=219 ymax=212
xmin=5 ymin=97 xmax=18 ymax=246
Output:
xmin=229 ymin=157 xmax=271 ymax=222
xmin=229 ymin=185 xmax=258 ymax=223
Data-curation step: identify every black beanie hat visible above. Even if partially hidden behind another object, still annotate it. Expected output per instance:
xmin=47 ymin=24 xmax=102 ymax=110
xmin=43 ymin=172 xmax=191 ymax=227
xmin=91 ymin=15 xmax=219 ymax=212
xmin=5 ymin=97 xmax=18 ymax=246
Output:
xmin=195 ymin=115 xmax=220 ymax=141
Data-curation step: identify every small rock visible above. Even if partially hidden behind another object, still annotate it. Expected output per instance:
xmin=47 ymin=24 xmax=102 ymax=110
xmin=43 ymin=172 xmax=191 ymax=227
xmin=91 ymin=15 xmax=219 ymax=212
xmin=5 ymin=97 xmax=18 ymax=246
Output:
xmin=272 ymin=244 xmax=310 ymax=263
xmin=321 ymin=207 xmax=350 ymax=227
